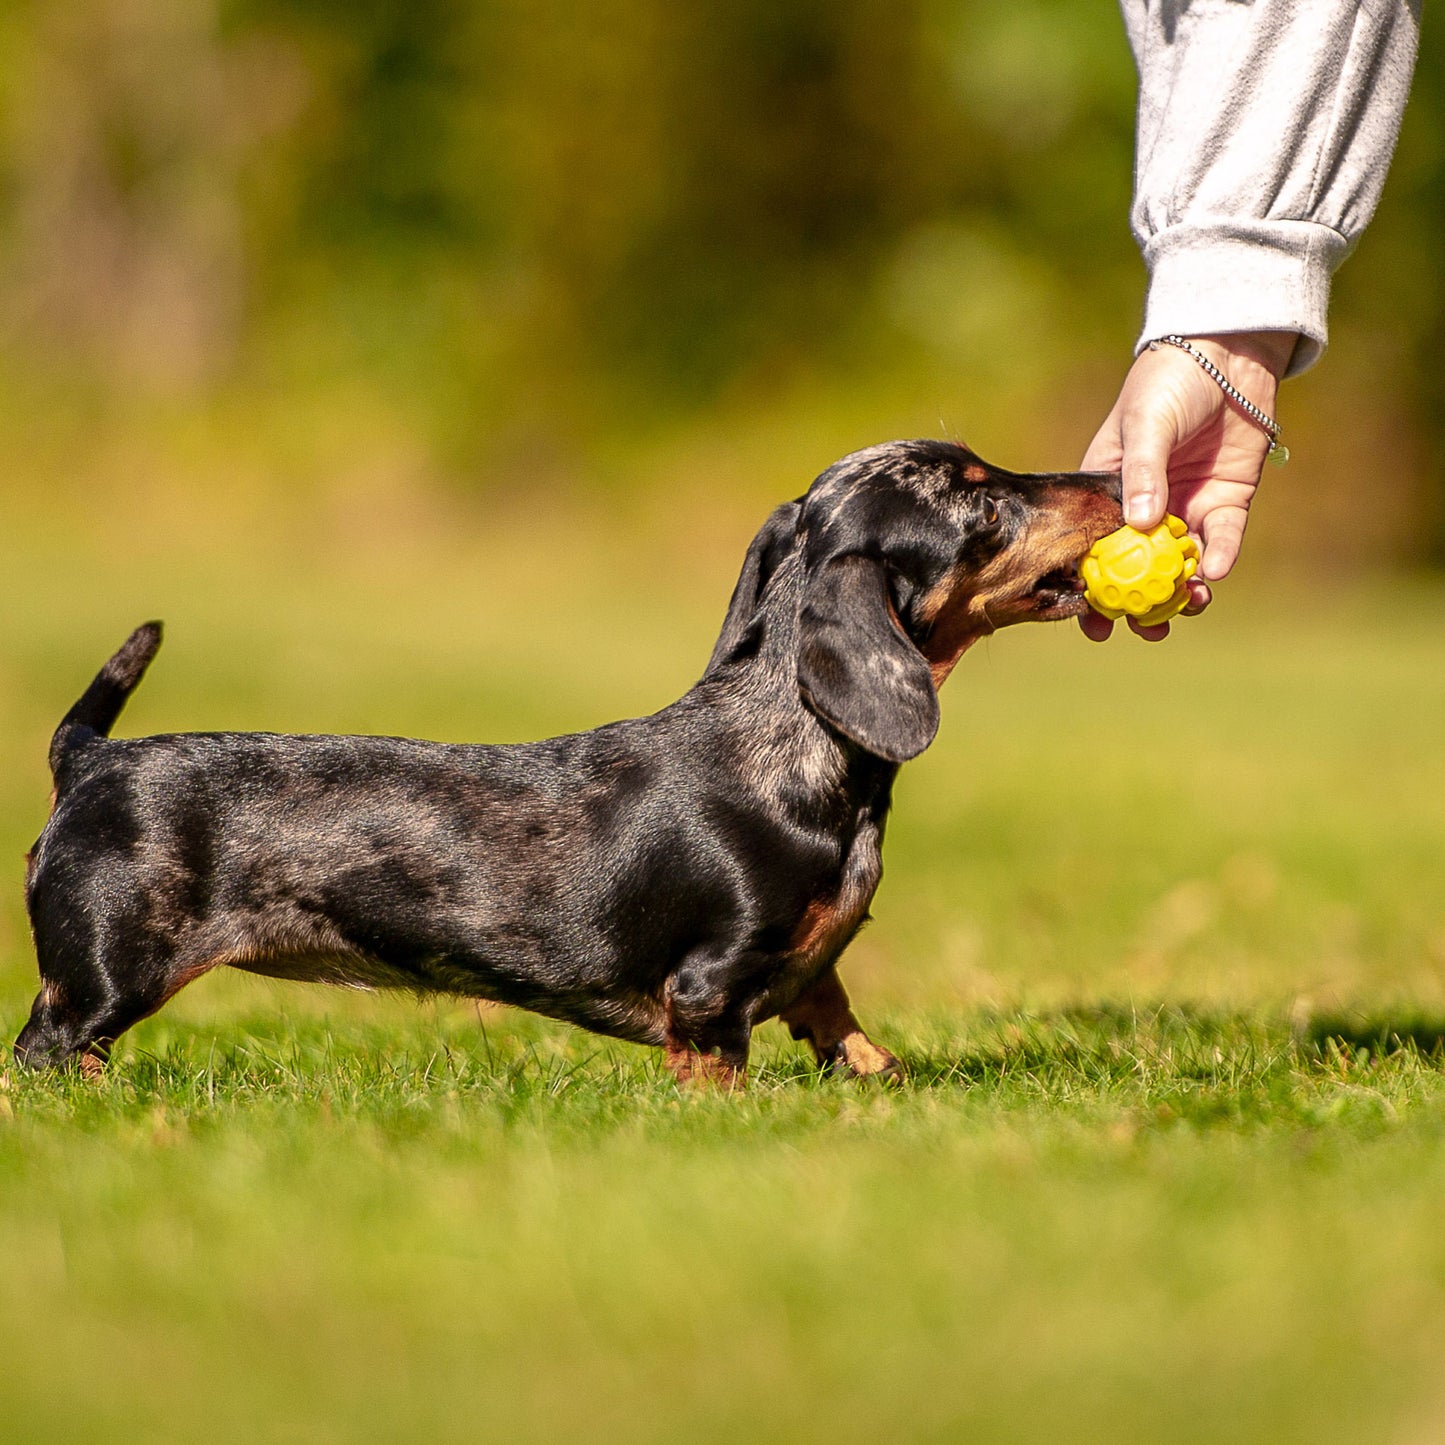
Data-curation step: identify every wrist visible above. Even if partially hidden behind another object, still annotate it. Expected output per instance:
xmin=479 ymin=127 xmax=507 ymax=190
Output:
xmin=1184 ymin=331 xmax=1295 ymax=392
xmin=1149 ymin=333 xmax=1288 ymax=464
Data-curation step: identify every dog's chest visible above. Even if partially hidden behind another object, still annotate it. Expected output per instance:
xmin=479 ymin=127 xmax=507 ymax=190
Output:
xmin=759 ymin=816 xmax=882 ymax=1017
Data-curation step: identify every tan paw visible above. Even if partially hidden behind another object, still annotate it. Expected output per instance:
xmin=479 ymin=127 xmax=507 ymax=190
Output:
xmin=664 ymin=1045 xmax=745 ymax=1091
xmin=833 ymin=1032 xmax=903 ymax=1083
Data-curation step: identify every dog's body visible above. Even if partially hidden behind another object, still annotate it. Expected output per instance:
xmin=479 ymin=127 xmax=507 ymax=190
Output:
xmin=16 ymin=440 xmax=1120 ymax=1084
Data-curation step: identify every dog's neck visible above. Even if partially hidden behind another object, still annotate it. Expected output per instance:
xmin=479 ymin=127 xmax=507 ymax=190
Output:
xmin=695 ymin=553 xmax=899 ymax=828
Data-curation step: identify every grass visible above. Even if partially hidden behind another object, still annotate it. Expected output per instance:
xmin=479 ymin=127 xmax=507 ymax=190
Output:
xmin=4 ymin=480 xmax=1445 ymax=1441
xmin=8 ymin=1003 xmax=1445 ymax=1443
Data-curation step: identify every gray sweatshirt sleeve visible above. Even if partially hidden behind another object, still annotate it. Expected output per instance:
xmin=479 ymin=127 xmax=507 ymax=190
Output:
xmin=1121 ymin=0 xmax=1419 ymax=376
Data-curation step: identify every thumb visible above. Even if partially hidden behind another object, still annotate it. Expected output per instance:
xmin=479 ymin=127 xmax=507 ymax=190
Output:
xmin=1120 ymin=412 xmax=1173 ymax=530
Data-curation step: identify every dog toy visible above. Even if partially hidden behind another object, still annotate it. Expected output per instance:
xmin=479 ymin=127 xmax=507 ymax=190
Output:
xmin=1080 ymin=515 xmax=1200 ymax=628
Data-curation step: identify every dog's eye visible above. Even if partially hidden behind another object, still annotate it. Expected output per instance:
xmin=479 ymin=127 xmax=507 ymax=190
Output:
xmin=981 ymin=497 xmax=1000 ymax=529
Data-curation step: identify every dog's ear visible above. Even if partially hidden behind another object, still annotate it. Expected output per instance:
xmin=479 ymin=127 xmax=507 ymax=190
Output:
xmin=705 ymin=500 xmax=801 ymax=674
xmin=797 ymin=553 xmax=939 ymax=763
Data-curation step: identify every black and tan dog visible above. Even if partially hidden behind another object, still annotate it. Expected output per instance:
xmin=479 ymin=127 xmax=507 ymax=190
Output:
xmin=15 ymin=440 xmax=1120 ymax=1086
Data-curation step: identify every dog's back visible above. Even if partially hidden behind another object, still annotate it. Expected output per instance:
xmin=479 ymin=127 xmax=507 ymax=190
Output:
xmin=17 ymin=440 xmax=1121 ymax=1085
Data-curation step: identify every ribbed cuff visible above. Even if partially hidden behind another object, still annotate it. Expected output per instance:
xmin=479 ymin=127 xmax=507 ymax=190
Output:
xmin=1136 ymin=220 xmax=1350 ymax=378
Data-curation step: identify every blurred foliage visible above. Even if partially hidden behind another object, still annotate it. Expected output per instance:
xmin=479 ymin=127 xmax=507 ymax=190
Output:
xmin=0 ymin=0 xmax=1439 ymax=556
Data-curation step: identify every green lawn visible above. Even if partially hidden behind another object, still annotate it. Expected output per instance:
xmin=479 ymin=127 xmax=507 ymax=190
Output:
xmin=4 ymin=489 xmax=1445 ymax=1442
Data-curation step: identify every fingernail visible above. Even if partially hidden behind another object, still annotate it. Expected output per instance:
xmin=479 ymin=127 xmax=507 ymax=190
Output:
xmin=1125 ymin=495 xmax=1153 ymax=527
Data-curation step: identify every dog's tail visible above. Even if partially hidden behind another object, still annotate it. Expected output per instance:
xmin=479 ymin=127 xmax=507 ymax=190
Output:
xmin=49 ymin=622 xmax=164 ymax=777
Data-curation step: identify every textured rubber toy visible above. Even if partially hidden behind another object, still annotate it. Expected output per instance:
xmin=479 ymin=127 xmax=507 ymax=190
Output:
xmin=1080 ymin=515 xmax=1200 ymax=628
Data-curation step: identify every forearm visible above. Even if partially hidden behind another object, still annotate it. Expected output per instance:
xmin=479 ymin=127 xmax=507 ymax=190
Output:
xmin=1120 ymin=0 xmax=1419 ymax=376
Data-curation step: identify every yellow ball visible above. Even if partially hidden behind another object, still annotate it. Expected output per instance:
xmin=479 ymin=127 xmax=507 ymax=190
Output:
xmin=1080 ymin=515 xmax=1200 ymax=628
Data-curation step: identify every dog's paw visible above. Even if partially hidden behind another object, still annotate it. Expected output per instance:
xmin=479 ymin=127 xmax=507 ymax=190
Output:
xmin=664 ymin=1044 xmax=746 ymax=1091
xmin=828 ymin=1032 xmax=904 ymax=1084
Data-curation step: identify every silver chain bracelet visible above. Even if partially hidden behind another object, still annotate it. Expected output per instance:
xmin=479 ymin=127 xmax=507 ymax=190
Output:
xmin=1148 ymin=334 xmax=1289 ymax=465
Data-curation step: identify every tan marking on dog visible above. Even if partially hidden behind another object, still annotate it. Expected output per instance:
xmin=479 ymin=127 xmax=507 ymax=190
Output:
xmin=780 ymin=968 xmax=901 ymax=1080
xmin=964 ymin=463 xmax=988 ymax=483
xmin=79 ymin=1050 xmax=106 ymax=1082
xmin=784 ymin=871 xmax=875 ymax=991
xmin=919 ymin=483 xmax=1124 ymax=686
xmin=914 ymin=562 xmax=981 ymax=686
xmin=836 ymin=1031 xmax=902 ymax=1080
xmin=915 ymin=566 xmax=962 ymax=628
xmin=790 ymin=893 xmax=866 ymax=958
xmin=781 ymin=967 xmax=857 ymax=1041
xmin=664 ymin=1042 xmax=744 ymax=1091
xmin=758 ymin=816 xmax=884 ymax=1029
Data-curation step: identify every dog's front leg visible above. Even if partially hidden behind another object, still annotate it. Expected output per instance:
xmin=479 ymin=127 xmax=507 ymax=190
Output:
xmin=662 ymin=1039 xmax=747 ymax=1090
xmin=661 ymin=955 xmax=753 ymax=1090
xmin=781 ymin=967 xmax=902 ymax=1082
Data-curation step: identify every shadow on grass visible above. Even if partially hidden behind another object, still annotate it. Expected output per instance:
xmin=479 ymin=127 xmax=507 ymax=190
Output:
xmin=1302 ymin=1011 xmax=1445 ymax=1061
xmin=878 ymin=1001 xmax=1445 ymax=1113
xmin=892 ymin=1001 xmax=1275 ymax=1091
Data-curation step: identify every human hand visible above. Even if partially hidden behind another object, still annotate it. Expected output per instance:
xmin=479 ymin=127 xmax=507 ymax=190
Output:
xmin=1079 ymin=330 xmax=1296 ymax=642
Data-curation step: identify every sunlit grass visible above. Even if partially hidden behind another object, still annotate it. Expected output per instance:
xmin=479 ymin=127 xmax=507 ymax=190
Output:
xmin=6 ymin=1000 xmax=1445 ymax=1443
xmin=4 ymin=490 xmax=1445 ymax=1441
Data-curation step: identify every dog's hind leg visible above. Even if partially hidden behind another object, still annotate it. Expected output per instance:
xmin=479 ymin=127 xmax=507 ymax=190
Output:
xmin=780 ymin=967 xmax=902 ymax=1082
xmin=14 ymin=897 xmax=208 ymax=1075
xmin=14 ymin=957 xmax=212 ymax=1076
xmin=15 ymin=960 xmax=172 ymax=1076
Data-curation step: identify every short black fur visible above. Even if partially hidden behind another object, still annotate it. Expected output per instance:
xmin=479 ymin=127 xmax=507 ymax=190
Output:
xmin=16 ymin=440 xmax=1121 ymax=1085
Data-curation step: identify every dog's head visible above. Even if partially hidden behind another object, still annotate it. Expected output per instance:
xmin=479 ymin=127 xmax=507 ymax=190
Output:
xmin=708 ymin=439 xmax=1122 ymax=764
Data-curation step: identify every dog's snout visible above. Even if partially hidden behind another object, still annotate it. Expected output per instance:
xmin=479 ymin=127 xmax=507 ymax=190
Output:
xmin=1041 ymin=468 xmax=1122 ymax=506
xmin=1045 ymin=470 xmax=1125 ymax=542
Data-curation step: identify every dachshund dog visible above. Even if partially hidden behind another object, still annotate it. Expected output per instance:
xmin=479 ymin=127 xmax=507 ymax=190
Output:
xmin=15 ymin=440 xmax=1121 ymax=1086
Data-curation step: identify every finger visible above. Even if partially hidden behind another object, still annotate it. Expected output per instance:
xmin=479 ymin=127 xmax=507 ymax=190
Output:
xmin=1119 ymin=413 xmax=1172 ymax=530
xmin=1127 ymin=616 xmax=1171 ymax=642
xmin=1181 ymin=577 xmax=1212 ymax=616
xmin=1077 ymin=609 xmax=1114 ymax=643
xmin=1080 ymin=411 xmax=1122 ymax=473
xmin=1199 ymin=507 xmax=1248 ymax=581
xmin=1080 ymin=440 xmax=1121 ymax=473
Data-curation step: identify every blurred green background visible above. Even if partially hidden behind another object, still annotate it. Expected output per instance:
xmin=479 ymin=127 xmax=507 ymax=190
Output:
xmin=5 ymin=6 xmax=1445 ymax=1442
xmin=0 ymin=0 xmax=1440 ymax=558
